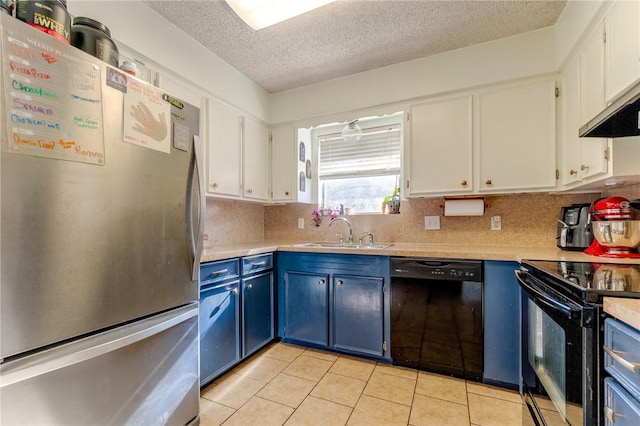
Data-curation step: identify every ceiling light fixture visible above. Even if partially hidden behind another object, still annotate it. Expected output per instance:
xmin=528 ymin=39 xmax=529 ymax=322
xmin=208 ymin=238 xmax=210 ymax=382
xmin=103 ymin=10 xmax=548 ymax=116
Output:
xmin=225 ymin=0 xmax=335 ymax=31
xmin=342 ymin=120 xmax=363 ymax=143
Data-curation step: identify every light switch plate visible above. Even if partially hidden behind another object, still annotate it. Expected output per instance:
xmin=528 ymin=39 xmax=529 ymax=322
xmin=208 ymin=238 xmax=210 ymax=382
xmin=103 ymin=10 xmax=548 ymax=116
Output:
xmin=425 ymin=216 xmax=440 ymax=230
xmin=297 ymin=218 xmax=304 ymax=229
xmin=491 ymin=215 xmax=502 ymax=231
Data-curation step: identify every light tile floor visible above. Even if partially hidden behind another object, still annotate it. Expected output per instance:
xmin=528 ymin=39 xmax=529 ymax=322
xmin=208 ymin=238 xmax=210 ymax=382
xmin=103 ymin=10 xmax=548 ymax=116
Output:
xmin=200 ymin=342 xmax=525 ymax=426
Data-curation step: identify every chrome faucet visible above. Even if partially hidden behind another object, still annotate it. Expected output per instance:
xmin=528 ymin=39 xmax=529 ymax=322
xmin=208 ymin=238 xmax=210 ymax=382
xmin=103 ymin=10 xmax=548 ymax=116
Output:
xmin=329 ymin=217 xmax=353 ymax=244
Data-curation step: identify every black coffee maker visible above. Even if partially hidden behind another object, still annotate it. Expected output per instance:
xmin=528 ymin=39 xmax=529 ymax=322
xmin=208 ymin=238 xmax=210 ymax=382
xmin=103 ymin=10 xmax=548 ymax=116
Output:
xmin=557 ymin=203 xmax=593 ymax=250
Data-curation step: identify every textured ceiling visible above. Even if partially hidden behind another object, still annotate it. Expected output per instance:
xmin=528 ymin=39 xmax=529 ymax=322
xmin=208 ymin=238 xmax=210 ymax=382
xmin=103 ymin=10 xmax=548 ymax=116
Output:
xmin=144 ymin=0 xmax=567 ymax=93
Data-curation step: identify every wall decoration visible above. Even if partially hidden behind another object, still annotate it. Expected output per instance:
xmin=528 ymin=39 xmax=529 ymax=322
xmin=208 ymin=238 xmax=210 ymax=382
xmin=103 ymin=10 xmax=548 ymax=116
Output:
xmin=306 ymin=159 xmax=312 ymax=178
xmin=299 ymin=171 xmax=306 ymax=192
xmin=299 ymin=141 xmax=305 ymax=162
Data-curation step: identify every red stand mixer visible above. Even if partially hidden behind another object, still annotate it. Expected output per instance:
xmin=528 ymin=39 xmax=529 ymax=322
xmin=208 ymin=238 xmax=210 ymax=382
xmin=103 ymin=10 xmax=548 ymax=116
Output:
xmin=584 ymin=196 xmax=640 ymax=258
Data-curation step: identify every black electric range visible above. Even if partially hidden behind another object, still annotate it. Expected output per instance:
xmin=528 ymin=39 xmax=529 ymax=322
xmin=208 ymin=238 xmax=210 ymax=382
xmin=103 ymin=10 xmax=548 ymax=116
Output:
xmin=516 ymin=260 xmax=640 ymax=426
xmin=522 ymin=260 xmax=640 ymax=303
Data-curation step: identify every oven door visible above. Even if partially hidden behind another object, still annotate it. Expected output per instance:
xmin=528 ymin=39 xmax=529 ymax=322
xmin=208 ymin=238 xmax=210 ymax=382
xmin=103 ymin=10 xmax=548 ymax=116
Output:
xmin=516 ymin=269 xmax=596 ymax=426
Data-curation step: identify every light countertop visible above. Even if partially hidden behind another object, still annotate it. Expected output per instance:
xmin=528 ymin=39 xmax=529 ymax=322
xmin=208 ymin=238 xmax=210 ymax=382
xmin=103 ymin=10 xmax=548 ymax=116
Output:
xmin=201 ymin=241 xmax=640 ymax=264
xmin=604 ymin=297 xmax=640 ymax=331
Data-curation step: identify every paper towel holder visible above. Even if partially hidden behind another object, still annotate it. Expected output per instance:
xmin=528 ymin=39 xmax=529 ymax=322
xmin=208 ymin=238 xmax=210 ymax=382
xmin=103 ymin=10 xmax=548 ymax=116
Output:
xmin=439 ymin=196 xmax=490 ymax=216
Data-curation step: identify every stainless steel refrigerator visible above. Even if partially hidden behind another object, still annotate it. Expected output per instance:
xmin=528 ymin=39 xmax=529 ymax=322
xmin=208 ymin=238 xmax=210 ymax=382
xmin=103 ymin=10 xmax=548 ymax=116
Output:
xmin=0 ymin=15 xmax=204 ymax=425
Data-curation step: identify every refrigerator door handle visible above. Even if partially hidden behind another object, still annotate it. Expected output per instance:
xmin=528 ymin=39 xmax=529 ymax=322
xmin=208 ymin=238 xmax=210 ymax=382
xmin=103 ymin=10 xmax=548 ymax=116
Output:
xmin=189 ymin=134 xmax=205 ymax=282
xmin=0 ymin=305 xmax=198 ymax=388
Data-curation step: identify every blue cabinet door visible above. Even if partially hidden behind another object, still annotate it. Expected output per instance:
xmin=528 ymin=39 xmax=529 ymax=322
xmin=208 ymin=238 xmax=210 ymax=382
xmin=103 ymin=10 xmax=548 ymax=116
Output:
xmin=199 ymin=280 xmax=240 ymax=386
xmin=242 ymin=271 xmax=274 ymax=358
xmin=283 ymin=271 xmax=329 ymax=346
xmin=333 ymin=275 xmax=385 ymax=357
xmin=483 ymin=261 xmax=521 ymax=388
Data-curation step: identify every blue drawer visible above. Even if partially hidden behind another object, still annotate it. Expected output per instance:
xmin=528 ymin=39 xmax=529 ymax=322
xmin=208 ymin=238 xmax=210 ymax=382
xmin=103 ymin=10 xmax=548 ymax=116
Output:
xmin=604 ymin=377 xmax=640 ymax=426
xmin=200 ymin=259 xmax=240 ymax=285
xmin=604 ymin=318 xmax=640 ymax=400
xmin=242 ymin=253 xmax=273 ymax=276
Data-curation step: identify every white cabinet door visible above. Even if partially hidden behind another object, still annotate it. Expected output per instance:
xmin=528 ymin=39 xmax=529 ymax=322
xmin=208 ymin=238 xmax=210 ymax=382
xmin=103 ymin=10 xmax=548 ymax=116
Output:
xmin=478 ymin=80 xmax=556 ymax=192
xmin=606 ymin=0 xmax=640 ymax=102
xmin=271 ymin=125 xmax=295 ymax=202
xmin=208 ymin=100 xmax=242 ymax=197
xmin=243 ymin=117 xmax=269 ymax=201
xmin=408 ymin=95 xmax=473 ymax=195
xmin=579 ymin=24 xmax=609 ymax=181
xmin=561 ymin=55 xmax=582 ymax=186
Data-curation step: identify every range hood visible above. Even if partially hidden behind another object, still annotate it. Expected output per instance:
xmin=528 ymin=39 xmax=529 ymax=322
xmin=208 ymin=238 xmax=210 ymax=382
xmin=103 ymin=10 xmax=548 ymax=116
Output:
xmin=579 ymin=77 xmax=640 ymax=138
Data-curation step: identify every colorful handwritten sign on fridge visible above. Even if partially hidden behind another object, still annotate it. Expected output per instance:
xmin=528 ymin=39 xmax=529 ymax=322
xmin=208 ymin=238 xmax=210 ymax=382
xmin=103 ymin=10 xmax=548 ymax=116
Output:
xmin=2 ymin=27 xmax=105 ymax=165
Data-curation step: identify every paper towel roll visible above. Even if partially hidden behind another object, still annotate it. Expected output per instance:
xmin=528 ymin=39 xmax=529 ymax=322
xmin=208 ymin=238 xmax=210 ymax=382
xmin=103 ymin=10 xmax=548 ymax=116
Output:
xmin=443 ymin=199 xmax=485 ymax=216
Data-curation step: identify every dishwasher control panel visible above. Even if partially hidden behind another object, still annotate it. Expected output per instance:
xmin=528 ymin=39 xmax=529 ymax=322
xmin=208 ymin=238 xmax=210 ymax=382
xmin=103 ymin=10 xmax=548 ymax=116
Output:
xmin=390 ymin=258 xmax=483 ymax=282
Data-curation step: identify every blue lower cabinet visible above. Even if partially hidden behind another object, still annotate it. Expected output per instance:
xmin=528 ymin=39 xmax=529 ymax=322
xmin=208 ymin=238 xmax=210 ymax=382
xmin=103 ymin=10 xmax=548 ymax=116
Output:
xmin=199 ymin=281 xmax=240 ymax=386
xmin=282 ymin=271 xmax=330 ymax=346
xmin=242 ymin=271 xmax=274 ymax=358
xmin=605 ymin=377 xmax=640 ymax=426
xmin=199 ymin=254 xmax=274 ymax=386
xmin=333 ymin=275 xmax=385 ymax=357
xmin=277 ymin=252 xmax=390 ymax=360
xmin=483 ymin=261 xmax=521 ymax=388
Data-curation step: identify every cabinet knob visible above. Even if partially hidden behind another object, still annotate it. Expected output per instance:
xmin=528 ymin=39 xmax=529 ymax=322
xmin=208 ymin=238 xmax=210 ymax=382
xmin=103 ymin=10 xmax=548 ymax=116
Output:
xmin=246 ymin=188 xmax=253 ymax=194
xmin=460 ymin=180 xmax=467 ymax=186
xmin=580 ymin=164 xmax=589 ymax=171
xmin=570 ymin=169 xmax=577 ymax=175
xmin=318 ymin=279 xmax=325 ymax=285
xmin=336 ymin=280 xmax=343 ymax=286
xmin=485 ymin=179 xmax=492 ymax=185
xmin=212 ymin=183 xmax=219 ymax=188
xmin=246 ymin=284 xmax=253 ymax=289
xmin=285 ymin=191 xmax=289 ymax=196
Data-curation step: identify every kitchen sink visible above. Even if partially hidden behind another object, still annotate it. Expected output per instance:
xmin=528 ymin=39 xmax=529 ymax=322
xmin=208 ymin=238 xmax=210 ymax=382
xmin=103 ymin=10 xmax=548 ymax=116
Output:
xmin=295 ymin=242 xmax=393 ymax=249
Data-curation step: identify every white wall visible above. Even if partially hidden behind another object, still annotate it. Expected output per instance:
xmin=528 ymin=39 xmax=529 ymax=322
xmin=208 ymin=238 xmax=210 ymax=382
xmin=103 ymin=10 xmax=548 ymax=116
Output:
xmin=269 ymin=27 xmax=557 ymax=125
xmin=269 ymin=0 xmax=613 ymax=126
xmin=67 ymin=0 xmax=270 ymax=121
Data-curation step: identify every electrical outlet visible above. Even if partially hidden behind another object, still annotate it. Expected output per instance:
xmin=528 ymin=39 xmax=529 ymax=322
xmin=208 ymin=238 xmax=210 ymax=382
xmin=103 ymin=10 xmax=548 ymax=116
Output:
xmin=297 ymin=218 xmax=304 ymax=229
xmin=491 ymin=215 xmax=502 ymax=231
xmin=424 ymin=215 xmax=440 ymax=230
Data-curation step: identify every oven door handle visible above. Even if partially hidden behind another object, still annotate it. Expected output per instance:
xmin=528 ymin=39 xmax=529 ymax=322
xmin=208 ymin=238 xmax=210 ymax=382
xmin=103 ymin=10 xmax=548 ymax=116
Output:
xmin=515 ymin=269 xmax=582 ymax=320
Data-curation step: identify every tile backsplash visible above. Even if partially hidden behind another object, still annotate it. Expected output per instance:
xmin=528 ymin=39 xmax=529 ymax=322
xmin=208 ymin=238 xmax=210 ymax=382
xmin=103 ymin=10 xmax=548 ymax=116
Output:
xmin=206 ymin=184 xmax=640 ymax=249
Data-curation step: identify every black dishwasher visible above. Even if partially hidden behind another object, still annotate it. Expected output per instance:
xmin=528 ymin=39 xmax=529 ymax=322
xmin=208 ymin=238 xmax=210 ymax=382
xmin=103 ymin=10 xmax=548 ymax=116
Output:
xmin=390 ymin=257 xmax=483 ymax=381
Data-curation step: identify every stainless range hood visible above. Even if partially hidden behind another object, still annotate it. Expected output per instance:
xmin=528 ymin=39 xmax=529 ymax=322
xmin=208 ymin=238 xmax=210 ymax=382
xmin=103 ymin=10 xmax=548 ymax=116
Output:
xmin=579 ymin=77 xmax=640 ymax=138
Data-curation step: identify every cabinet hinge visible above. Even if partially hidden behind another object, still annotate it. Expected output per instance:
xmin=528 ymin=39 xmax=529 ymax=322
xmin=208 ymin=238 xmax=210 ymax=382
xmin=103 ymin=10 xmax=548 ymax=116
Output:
xmin=406 ymin=179 xmax=410 ymax=189
xmin=383 ymin=284 xmax=387 ymax=294
xmin=383 ymin=341 xmax=387 ymax=351
xmin=406 ymin=112 xmax=410 ymax=121
xmin=555 ymin=169 xmax=559 ymax=180
xmin=604 ymin=146 xmax=610 ymax=161
xmin=555 ymin=87 xmax=559 ymax=98
xmin=603 ymin=30 xmax=606 ymax=44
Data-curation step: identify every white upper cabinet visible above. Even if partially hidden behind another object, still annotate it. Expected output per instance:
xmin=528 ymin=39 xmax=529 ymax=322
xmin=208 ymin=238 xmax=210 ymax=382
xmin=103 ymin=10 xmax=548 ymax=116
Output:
xmin=206 ymin=99 xmax=270 ymax=202
xmin=243 ymin=117 xmax=270 ymax=201
xmin=605 ymin=0 xmax=640 ymax=102
xmin=578 ymin=23 xmax=609 ymax=182
xmin=207 ymin=99 xmax=243 ymax=198
xmin=270 ymin=125 xmax=295 ymax=202
xmin=408 ymin=95 xmax=473 ymax=196
xmin=477 ymin=80 xmax=557 ymax=193
xmin=270 ymin=125 xmax=312 ymax=204
xmin=561 ymin=54 xmax=582 ymax=186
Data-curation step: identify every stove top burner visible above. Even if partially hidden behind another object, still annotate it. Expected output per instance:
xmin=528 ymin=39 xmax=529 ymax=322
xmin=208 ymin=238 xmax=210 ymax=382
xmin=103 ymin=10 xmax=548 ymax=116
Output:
xmin=523 ymin=260 xmax=640 ymax=302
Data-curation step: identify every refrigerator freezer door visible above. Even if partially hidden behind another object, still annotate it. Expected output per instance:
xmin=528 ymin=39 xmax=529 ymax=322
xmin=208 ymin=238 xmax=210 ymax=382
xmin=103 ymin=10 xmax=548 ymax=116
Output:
xmin=0 ymin=16 xmax=201 ymax=359
xmin=0 ymin=304 xmax=200 ymax=425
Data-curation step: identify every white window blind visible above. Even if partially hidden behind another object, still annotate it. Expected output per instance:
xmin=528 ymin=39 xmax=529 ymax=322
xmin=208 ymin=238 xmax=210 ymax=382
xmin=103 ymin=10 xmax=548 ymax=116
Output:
xmin=318 ymin=124 xmax=402 ymax=180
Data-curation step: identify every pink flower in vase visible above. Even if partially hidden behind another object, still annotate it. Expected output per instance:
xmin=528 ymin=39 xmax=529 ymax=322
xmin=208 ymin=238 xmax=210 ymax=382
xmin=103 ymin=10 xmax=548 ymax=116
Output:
xmin=312 ymin=208 xmax=322 ymax=227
